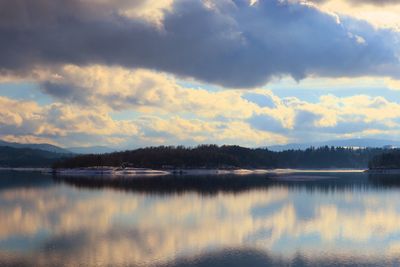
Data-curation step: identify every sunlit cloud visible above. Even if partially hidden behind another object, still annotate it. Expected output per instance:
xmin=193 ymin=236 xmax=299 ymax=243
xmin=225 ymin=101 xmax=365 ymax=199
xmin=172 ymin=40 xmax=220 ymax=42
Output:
xmin=3 ymin=63 xmax=400 ymax=146
xmin=0 ymin=97 xmax=139 ymax=147
xmin=385 ymin=78 xmax=400 ymax=90
xmin=308 ymin=0 xmax=400 ymax=31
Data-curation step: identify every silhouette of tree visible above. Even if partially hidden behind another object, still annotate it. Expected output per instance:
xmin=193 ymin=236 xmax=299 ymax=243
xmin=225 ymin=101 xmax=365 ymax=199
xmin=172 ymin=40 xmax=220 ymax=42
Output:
xmin=52 ymin=145 xmax=387 ymax=169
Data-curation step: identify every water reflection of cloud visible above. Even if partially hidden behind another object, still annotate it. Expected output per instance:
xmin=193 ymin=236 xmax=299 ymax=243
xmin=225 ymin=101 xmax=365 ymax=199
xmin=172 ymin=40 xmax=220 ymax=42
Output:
xmin=2 ymin=186 xmax=400 ymax=265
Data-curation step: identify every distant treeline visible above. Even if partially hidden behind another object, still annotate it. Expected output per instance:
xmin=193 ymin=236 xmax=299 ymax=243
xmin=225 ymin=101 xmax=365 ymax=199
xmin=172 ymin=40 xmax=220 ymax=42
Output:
xmin=53 ymin=145 xmax=389 ymax=169
xmin=0 ymin=146 xmax=72 ymax=168
xmin=369 ymin=150 xmax=400 ymax=169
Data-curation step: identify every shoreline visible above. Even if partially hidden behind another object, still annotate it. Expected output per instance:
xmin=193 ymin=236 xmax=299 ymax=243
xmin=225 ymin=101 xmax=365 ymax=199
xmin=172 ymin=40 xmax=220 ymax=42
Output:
xmin=48 ymin=167 xmax=366 ymax=177
xmin=0 ymin=167 xmax=368 ymax=177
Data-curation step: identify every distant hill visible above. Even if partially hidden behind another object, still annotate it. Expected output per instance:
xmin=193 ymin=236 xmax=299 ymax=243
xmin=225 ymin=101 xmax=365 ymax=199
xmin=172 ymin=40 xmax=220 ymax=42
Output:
xmin=67 ymin=146 xmax=118 ymax=154
xmin=268 ymin=138 xmax=400 ymax=151
xmin=0 ymin=146 xmax=73 ymax=167
xmin=0 ymin=140 xmax=71 ymax=154
xmin=0 ymin=139 xmax=122 ymax=155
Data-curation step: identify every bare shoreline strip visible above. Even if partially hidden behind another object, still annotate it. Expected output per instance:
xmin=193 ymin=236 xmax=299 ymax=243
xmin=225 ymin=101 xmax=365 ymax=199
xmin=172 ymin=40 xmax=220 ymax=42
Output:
xmin=0 ymin=167 xmax=367 ymax=177
xmin=46 ymin=167 xmax=366 ymax=177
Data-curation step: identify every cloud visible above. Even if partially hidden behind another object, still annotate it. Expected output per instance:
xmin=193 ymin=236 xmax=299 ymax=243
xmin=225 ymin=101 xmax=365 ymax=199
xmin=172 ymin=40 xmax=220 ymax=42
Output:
xmin=4 ymin=64 xmax=400 ymax=146
xmin=309 ymin=0 xmax=400 ymax=30
xmin=5 ymin=68 xmax=400 ymax=146
xmin=245 ymin=93 xmax=400 ymax=142
xmin=242 ymin=92 xmax=277 ymax=108
xmin=313 ymin=0 xmax=400 ymax=6
xmin=385 ymin=78 xmax=400 ymax=90
xmin=39 ymin=65 xmax=260 ymax=119
xmin=136 ymin=116 xmax=288 ymax=146
xmin=0 ymin=0 xmax=399 ymax=87
xmin=0 ymin=97 xmax=139 ymax=146
xmin=0 ymin=92 xmax=288 ymax=147
xmin=247 ymin=114 xmax=287 ymax=133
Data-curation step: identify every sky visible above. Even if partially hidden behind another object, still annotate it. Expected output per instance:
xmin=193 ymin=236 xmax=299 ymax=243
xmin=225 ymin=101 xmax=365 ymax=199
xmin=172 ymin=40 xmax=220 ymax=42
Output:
xmin=1 ymin=0 xmax=400 ymax=148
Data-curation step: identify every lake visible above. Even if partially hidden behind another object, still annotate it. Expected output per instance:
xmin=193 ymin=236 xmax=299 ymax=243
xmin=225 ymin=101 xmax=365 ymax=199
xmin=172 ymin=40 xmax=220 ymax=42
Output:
xmin=1 ymin=170 xmax=400 ymax=266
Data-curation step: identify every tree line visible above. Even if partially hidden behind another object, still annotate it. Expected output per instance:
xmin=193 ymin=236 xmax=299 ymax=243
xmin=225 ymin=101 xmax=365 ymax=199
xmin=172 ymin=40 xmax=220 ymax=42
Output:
xmin=369 ymin=149 xmax=400 ymax=169
xmin=52 ymin=145 xmax=389 ymax=169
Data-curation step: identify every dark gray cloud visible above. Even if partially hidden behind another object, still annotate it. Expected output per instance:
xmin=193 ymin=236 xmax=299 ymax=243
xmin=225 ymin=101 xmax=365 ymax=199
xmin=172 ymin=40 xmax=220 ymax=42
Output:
xmin=0 ymin=0 xmax=399 ymax=87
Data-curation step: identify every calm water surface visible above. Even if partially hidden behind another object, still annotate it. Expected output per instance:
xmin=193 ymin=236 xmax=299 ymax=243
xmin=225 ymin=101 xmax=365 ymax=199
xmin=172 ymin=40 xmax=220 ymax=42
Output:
xmin=1 ymin=170 xmax=400 ymax=266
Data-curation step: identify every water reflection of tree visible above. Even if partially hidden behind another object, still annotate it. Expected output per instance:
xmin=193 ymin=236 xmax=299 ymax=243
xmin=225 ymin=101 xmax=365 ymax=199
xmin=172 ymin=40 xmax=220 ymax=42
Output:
xmin=368 ymin=174 xmax=400 ymax=188
xmin=53 ymin=172 xmax=385 ymax=195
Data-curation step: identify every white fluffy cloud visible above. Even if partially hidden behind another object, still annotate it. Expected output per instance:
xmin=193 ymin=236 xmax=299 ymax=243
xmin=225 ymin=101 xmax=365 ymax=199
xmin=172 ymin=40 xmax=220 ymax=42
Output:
xmin=3 ymin=64 xmax=400 ymax=146
xmin=0 ymin=91 xmax=288 ymax=148
xmin=0 ymin=97 xmax=139 ymax=146
xmin=3 ymin=67 xmax=400 ymax=146
xmin=308 ymin=0 xmax=400 ymax=30
xmin=249 ymin=93 xmax=400 ymax=142
xmin=40 ymin=65 xmax=259 ymax=118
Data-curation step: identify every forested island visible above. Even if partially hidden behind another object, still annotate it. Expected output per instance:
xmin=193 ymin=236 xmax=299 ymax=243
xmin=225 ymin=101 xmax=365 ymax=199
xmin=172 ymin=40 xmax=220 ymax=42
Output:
xmin=53 ymin=145 xmax=390 ymax=170
xmin=0 ymin=144 xmax=397 ymax=170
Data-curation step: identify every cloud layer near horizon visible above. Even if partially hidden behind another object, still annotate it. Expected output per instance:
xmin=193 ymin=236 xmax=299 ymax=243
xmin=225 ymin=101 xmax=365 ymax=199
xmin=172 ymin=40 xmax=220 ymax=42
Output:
xmin=2 ymin=65 xmax=400 ymax=147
